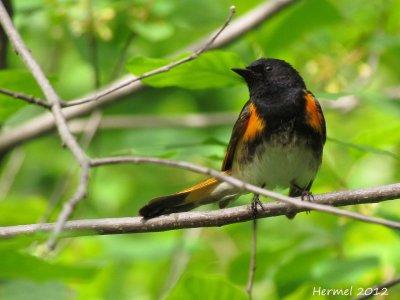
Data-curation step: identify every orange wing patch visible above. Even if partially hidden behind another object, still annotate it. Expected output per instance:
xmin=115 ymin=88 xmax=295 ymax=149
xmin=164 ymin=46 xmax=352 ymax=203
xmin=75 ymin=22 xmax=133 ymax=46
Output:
xmin=304 ymin=92 xmax=323 ymax=134
xmin=243 ymin=103 xmax=265 ymax=141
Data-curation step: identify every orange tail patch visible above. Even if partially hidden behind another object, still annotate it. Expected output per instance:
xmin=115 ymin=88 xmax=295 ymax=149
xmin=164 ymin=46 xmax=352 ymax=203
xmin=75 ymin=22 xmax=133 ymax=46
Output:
xmin=139 ymin=177 xmax=221 ymax=218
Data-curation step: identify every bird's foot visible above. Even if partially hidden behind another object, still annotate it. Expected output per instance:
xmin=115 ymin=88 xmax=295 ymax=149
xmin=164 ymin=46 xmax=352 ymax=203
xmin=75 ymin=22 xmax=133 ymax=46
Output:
xmin=300 ymin=190 xmax=314 ymax=214
xmin=250 ymin=196 xmax=265 ymax=219
xmin=250 ymin=184 xmax=265 ymax=219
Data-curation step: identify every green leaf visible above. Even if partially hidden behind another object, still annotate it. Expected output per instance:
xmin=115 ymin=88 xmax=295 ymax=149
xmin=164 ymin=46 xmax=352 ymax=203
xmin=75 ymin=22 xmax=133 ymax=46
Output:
xmin=166 ymin=274 xmax=247 ymax=300
xmin=0 ymin=250 xmax=96 ymax=281
xmin=126 ymin=51 xmax=243 ymax=89
xmin=0 ymin=70 xmax=43 ymax=122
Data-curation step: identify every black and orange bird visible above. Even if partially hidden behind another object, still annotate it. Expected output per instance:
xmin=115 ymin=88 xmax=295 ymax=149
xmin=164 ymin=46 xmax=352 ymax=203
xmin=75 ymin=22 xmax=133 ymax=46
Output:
xmin=139 ymin=58 xmax=326 ymax=218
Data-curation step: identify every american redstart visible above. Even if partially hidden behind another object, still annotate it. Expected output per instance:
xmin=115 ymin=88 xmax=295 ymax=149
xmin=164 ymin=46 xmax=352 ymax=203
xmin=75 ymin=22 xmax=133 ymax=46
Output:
xmin=139 ymin=58 xmax=326 ymax=218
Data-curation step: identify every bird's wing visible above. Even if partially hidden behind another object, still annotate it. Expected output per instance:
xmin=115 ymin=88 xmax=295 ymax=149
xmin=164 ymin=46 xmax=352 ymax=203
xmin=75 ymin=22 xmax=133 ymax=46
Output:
xmin=221 ymin=101 xmax=266 ymax=171
xmin=304 ymin=91 xmax=326 ymax=144
xmin=221 ymin=101 xmax=251 ymax=171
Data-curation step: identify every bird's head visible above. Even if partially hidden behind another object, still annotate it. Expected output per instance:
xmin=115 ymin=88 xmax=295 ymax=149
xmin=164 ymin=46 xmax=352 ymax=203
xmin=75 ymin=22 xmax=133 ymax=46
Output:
xmin=232 ymin=58 xmax=306 ymax=96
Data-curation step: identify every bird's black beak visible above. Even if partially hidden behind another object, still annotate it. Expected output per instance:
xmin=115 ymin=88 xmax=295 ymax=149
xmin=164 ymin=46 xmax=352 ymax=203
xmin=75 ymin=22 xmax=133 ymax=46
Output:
xmin=231 ymin=67 xmax=256 ymax=81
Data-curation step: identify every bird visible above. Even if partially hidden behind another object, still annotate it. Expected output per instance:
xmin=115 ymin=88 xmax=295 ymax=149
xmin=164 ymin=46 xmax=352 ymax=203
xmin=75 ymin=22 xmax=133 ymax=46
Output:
xmin=139 ymin=58 xmax=326 ymax=219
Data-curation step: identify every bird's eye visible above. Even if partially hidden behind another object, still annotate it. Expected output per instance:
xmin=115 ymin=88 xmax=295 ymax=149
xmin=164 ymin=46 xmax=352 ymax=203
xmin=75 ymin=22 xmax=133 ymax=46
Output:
xmin=265 ymin=66 xmax=273 ymax=71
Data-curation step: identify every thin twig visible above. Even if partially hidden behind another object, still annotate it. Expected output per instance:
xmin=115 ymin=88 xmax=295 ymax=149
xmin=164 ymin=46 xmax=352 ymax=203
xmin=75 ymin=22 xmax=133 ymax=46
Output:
xmin=1 ymin=181 xmax=399 ymax=239
xmin=0 ymin=87 xmax=53 ymax=108
xmin=65 ymin=5 xmax=237 ymax=107
xmin=90 ymin=156 xmax=400 ymax=230
xmin=39 ymin=111 xmax=102 ymax=224
xmin=357 ymin=276 xmax=400 ymax=300
xmin=0 ymin=0 xmax=12 ymax=69
xmin=0 ymin=3 xmax=240 ymax=250
xmin=0 ymin=0 xmax=299 ymax=153
xmin=0 ymin=2 xmax=90 ymax=250
xmin=246 ymin=217 xmax=257 ymax=299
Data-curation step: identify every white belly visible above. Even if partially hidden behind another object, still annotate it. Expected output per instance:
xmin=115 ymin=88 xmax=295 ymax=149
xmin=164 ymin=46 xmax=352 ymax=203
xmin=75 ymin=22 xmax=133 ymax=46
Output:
xmin=233 ymin=141 xmax=320 ymax=190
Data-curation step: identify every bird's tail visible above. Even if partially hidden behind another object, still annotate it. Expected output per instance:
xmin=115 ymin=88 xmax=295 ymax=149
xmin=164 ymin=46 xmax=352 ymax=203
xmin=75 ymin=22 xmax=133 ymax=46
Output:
xmin=139 ymin=175 xmax=239 ymax=218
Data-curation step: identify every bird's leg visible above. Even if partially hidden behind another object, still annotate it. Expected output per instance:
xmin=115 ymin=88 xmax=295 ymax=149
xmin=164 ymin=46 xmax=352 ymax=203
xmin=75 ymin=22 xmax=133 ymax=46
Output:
xmin=292 ymin=183 xmax=314 ymax=215
xmin=251 ymin=184 xmax=265 ymax=219
xmin=286 ymin=182 xmax=315 ymax=219
xmin=300 ymin=190 xmax=314 ymax=215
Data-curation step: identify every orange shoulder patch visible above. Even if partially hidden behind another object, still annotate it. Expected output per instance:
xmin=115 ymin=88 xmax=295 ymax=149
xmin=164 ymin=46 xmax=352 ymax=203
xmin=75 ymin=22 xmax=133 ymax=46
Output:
xmin=243 ymin=103 xmax=265 ymax=141
xmin=304 ymin=92 xmax=323 ymax=133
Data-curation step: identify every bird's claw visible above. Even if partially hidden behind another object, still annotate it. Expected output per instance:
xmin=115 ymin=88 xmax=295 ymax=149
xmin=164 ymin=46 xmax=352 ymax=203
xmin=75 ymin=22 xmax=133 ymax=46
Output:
xmin=300 ymin=190 xmax=314 ymax=214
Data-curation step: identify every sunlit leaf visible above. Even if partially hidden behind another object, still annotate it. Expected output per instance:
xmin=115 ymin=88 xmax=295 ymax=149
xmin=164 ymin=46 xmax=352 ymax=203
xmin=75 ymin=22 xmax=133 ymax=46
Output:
xmin=126 ymin=51 xmax=243 ymax=89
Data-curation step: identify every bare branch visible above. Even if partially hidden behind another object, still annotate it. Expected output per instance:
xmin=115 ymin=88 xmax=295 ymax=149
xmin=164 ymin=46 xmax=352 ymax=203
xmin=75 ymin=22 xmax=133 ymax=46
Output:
xmin=246 ymin=217 xmax=257 ymax=299
xmin=46 ymin=165 xmax=90 ymax=249
xmin=0 ymin=0 xmax=12 ymax=69
xmin=0 ymin=87 xmax=53 ymax=108
xmin=1 ymin=181 xmax=399 ymax=239
xmin=65 ymin=5 xmax=237 ymax=107
xmin=39 ymin=111 xmax=102 ymax=224
xmin=0 ymin=2 xmax=87 ymax=164
xmin=0 ymin=2 xmax=90 ymax=250
xmin=90 ymin=156 xmax=400 ymax=230
xmin=0 ymin=0 xmax=299 ymax=153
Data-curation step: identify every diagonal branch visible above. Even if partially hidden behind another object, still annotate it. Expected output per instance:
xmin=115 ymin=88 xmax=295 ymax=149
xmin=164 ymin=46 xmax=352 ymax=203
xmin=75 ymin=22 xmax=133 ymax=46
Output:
xmin=0 ymin=182 xmax=399 ymax=239
xmin=0 ymin=2 xmax=90 ymax=250
xmin=0 ymin=0 xmax=300 ymax=153
xmin=65 ymin=5 xmax=237 ymax=107
xmin=0 ymin=3 xmax=240 ymax=250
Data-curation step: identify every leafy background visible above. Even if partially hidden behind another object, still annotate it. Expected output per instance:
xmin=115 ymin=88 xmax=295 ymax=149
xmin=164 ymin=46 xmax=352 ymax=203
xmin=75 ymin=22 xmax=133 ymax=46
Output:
xmin=1 ymin=0 xmax=400 ymax=299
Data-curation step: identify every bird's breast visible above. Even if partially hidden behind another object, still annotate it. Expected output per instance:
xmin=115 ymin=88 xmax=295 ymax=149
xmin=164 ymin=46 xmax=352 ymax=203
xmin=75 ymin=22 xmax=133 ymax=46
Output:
xmin=232 ymin=127 xmax=321 ymax=190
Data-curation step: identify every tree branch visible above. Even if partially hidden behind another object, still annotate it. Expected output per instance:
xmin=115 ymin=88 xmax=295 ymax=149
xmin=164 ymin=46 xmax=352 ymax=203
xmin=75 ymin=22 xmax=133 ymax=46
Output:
xmin=0 ymin=87 xmax=55 ymax=108
xmin=64 ymin=5 xmax=236 ymax=107
xmin=90 ymin=156 xmax=400 ymax=230
xmin=0 ymin=183 xmax=399 ymax=239
xmin=0 ymin=2 xmax=90 ymax=250
xmin=0 ymin=0 xmax=299 ymax=153
xmin=0 ymin=0 xmax=12 ymax=69
xmin=246 ymin=214 xmax=257 ymax=299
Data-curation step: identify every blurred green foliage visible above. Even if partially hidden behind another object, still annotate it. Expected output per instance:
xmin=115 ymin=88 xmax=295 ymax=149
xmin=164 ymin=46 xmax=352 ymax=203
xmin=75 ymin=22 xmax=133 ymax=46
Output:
xmin=0 ymin=0 xmax=400 ymax=299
